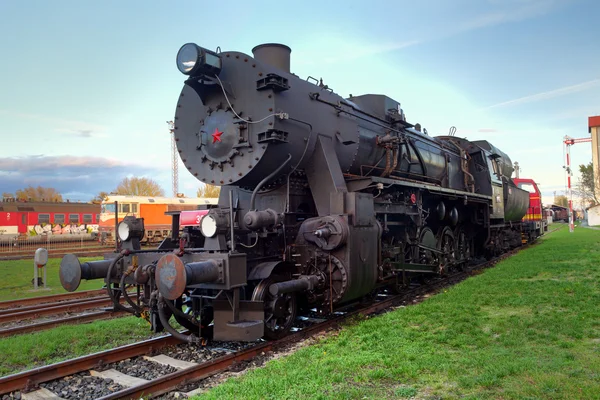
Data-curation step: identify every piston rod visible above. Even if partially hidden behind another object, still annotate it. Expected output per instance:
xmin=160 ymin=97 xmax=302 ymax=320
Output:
xmin=269 ymin=275 xmax=319 ymax=296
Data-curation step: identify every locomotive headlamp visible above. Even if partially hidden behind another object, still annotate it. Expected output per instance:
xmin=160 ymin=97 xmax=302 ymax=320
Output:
xmin=176 ymin=43 xmax=222 ymax=77
xmin=117 ymin=216 xmax=145 ymax=242
xmin=200 ymin=214 xmax=218 ymax=238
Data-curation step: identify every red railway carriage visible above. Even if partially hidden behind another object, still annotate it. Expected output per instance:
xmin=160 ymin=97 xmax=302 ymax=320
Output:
xmin=513 ymin=178 xmax=547 ymax=240
xmin=0 ymin=199 xmax=100 ymax=237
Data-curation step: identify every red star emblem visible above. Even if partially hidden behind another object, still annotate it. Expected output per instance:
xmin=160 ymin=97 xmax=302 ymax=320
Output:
xmin=211 ymin=128 xmax=223 ymax=144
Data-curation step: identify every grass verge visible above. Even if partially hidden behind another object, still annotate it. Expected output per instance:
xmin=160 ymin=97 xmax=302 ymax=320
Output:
xmin=194 ymin=224 xmax=600 ymax=399
xmin=0 ymin=257 xmax=104 ymax=302
xmin=0 ymin=316 xmax=159 ymax=377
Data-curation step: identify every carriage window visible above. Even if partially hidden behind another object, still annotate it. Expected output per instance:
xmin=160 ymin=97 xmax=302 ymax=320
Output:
xmin=131 ymin=204 xmax=138 ymax=213
xmin=83 ymin=214 xmax=93 ymax=223
xmin=96 ymin=214 xmax=100 ymax=222
xmin=69 ymin=214 xmax=80 ymax=224
xmin=38 ymin=214 xmax=50 ymax=224
xmin=119 ymin=203 xmax=131 ymax=213
xmin=54 ymin=214 xmax=65 ymax=224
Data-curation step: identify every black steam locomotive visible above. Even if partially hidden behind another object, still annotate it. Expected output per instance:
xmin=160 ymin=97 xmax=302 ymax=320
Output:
xmin=59 ymin=43 xmax=542 ymax=343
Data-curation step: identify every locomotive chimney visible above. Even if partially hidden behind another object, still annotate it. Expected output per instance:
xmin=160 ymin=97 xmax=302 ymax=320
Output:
xmin=252 ymin=43 xmax=291 ymax=73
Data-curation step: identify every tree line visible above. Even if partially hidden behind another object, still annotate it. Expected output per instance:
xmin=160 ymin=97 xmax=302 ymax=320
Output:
xmin=2 ymin=177 xmax=221 ymax=202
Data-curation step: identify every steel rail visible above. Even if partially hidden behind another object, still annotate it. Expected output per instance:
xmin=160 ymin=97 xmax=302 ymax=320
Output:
xmin=0 ymin=290 xmax=106 ymax=310
xmin=0 ymin=295 xmax=110 ymax=316
xmin=0 ymin=296 xmax=137 ymax=324
xmin=0 ymin=229 xmax=558 ymax=397
xmin=97 ymin=252 xmax=524 ymax=400
xmin=0 ymin=310 xmax=126 ymax=338
xmin=0 ymin=334 xmax=183 ymax=394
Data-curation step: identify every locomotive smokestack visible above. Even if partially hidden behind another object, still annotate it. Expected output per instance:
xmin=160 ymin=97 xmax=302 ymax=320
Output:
xmin=252 ymin=43 xmax=291 ymax=73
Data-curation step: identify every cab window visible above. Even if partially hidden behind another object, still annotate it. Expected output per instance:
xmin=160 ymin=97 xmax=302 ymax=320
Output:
xmin=518 ymin=183 xmax=537 ymax=194
xmin=101 ymin=203 xmax=116 ymax=213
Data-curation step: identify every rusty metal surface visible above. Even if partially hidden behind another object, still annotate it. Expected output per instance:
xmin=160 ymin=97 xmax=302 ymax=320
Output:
xmin=0 ymin=290 xmax=105 ymax=310
xmin=97 ymin=244 xmax=541 ymax=400
xmin=155 ymin=253 xmax=187 ymax=301
xmin=1 ymin=235 xmax=558 ymax=398
xmin=0 ymin=296 xmax=136 ymax=324
xmin=0 ymin=296 xmax=105 ymax=316
xmin=0 ymin=310 xmax=125 ymax=338
xmin=0 ymin=334 xmax=182 ymax=395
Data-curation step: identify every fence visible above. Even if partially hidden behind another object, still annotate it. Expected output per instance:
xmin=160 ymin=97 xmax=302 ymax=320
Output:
xmin=0 ymin=234 xmax=112 ymax=259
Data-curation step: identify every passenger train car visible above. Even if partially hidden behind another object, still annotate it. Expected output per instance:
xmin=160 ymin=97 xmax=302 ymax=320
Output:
xmin=0 ymin=199 xmax=99 ymax=239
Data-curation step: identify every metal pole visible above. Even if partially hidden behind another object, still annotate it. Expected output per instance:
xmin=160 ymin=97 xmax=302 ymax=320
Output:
xmin=33 ymin=259 xmax=38 ymax=289
xmin=565 ymin=140 xmax=574 ymax=233
xmin=43 ymin=263 xmax=47 ymax=289
xmin=114 ymin=201 xmax=119 ymax=251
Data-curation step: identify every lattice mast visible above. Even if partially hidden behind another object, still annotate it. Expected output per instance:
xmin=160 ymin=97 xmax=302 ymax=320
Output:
xmin=167 ymin=120 xmax=179 ymax=197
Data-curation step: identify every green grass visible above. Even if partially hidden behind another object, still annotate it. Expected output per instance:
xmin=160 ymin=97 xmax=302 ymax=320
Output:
xmin=0 ymin=257 xmax=104 ymax=301
xmin=194 ymin=224 xmax=600 ymax=400
xmin=0 ymin=316 xmax=160 ymax=377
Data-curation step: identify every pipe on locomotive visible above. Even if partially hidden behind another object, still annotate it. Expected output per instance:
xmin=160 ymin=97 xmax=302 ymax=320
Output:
xmin=154 ymin=254 xmax=221 ymax=301
xmin=59 ymin=254 xmax=114 ymax=292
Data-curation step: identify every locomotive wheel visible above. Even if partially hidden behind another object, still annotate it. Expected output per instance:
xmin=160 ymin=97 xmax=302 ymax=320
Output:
xmin=251 ymin=277 xmax=297 ymax=340
xmin=456 ymin=228 xmax=470 ymax=266
xmin=173 ymin=292 xmax=214 ymax=336
xmin=437 ymin=227 xmax=456 ymax=275
xmin=418 ymin=227 xmax=438 ymax=265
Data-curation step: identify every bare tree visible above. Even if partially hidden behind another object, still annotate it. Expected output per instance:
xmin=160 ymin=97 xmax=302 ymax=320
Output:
xmin=114 ymin=177 xmax=165 ymax=196
xmin=197 ymin=184 xmax=221 ymax=198
xmin=91 ymin=191 xmax=109 ymax=203
xmin=15 ymin=186 xmax=63 ymax=202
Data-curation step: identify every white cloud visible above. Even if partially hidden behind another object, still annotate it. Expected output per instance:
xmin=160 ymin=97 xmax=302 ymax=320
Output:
xmin=483 ymin=79 xmax=600 ymax=110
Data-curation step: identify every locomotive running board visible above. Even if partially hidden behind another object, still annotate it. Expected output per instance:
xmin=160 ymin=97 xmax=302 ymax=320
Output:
xmin=212 ymin=299 xmax=265 ymax=342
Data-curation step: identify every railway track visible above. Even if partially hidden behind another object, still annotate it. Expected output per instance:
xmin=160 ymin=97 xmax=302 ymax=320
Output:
xmin=0 ymin=291 xmax=138 ymax=337
xmin=0 ymin=289 xmax=106 ymax=310
xmin=0 ymin=240 xmax=538 ymax=400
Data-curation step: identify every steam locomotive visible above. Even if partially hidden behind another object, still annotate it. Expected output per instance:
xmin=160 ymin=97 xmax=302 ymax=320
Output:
xmin=59 ymin=42 xmax=543 ymax=343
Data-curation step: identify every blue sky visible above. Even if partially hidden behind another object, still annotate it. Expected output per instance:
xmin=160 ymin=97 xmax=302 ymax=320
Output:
xmin=1 ymin=0 xmax=598 ymax=205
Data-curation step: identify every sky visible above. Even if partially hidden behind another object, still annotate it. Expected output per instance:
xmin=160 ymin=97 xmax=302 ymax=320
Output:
xmin=0 ymin=0 xmax=599 ymax=206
